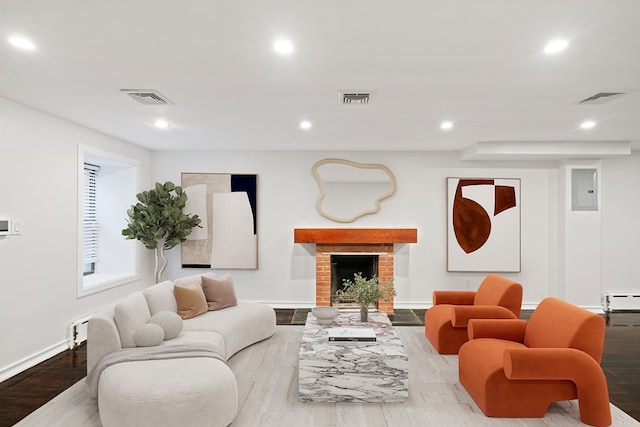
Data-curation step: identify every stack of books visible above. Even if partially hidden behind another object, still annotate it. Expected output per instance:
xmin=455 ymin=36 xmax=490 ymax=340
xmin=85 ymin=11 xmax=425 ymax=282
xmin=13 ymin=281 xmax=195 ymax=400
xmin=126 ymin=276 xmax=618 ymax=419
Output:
xmin=327 ymin=327 xmax=377 ymax=343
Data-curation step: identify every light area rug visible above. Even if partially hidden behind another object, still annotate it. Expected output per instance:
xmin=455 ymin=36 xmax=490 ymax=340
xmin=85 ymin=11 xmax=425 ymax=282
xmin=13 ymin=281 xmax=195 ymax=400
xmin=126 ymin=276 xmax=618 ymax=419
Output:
xmin=16 ymin=326 xmax=640 ymax=427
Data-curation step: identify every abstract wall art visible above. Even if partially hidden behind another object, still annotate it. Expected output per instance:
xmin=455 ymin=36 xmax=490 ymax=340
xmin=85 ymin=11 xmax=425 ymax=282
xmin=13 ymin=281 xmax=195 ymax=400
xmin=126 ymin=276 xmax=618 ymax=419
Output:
xmin=447 ymin=177 xmax=520 ymax=272
xmin=181 ymin=173 xmax=257 ymax=269
xmin=311 ymin=158 xmax=397 ymax=223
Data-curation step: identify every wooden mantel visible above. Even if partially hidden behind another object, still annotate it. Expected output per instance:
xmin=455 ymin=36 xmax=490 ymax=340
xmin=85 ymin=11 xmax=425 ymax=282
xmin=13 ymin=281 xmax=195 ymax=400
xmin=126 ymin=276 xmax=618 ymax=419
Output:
xmin=294 ymin=228 xmax=417 ymax=244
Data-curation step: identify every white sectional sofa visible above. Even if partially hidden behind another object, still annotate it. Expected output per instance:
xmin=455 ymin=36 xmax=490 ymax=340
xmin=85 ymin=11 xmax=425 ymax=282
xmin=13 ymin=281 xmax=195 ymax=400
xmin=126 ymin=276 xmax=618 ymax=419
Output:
xmin=86 ymin=273 xmax=276 ymax=427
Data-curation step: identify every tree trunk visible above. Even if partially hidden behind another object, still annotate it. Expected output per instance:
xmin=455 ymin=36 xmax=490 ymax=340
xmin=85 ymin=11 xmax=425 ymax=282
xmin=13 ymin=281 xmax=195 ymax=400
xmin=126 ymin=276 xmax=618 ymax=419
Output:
xmin=155 ymin=241 xmax=168 ymax=283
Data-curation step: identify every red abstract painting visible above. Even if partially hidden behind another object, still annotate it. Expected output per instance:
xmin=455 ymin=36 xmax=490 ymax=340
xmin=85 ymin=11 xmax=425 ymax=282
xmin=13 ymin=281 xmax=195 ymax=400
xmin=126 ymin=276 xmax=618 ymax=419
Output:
xmin=448 ymin=178 xmax=520 ymax=272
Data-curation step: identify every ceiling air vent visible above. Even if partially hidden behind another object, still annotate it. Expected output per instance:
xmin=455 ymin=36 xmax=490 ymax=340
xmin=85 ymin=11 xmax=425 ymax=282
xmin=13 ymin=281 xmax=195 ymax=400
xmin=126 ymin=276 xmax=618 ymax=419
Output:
xmin=121 ymin=89 xmax=173 ymax=105
xmin=340 ymin=91 xmax=373 ymax=105
xmin=578 ymin=91 xmax=626 ymax=104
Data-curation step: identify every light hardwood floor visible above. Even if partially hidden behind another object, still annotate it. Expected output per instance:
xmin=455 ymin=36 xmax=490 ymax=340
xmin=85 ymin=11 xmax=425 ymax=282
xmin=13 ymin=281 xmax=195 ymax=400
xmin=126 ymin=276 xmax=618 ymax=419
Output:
xmin=15 ymin=326 xmax=639 ymax=427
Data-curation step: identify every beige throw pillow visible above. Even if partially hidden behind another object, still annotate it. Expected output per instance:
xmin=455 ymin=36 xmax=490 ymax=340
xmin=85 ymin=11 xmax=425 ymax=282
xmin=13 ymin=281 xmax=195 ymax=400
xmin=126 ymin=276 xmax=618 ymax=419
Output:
xmin=133 ymin=323 xmax=165 ymax=347
xmin=114 ymin=292 xmax=151 ymax=348
xmin=149 ymin=311 xmax=183 ymax=340
xmin=201 ymin=274 xmax=238 ymax=311
xmin=173 ymin=282 xmax=208 ymax=319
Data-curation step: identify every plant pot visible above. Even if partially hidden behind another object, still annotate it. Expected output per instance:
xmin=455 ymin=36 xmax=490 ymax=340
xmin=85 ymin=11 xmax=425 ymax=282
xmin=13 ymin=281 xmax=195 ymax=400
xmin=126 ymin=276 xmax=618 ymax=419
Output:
xmin=360 ymin=306 xmax=368 ymax=323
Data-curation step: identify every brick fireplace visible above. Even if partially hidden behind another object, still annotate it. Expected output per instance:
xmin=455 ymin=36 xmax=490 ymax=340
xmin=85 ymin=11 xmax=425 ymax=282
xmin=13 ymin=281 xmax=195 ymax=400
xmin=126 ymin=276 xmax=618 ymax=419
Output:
xmin=294 ymin=228 xmax=418 ymax=315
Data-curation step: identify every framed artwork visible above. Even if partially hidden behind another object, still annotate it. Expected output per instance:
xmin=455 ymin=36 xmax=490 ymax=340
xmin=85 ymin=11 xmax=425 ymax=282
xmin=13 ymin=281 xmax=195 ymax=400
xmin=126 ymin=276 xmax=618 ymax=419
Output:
xmin=181 ymin=173 xmax=257 ymax=269
xmin=447 ymin=177 xmax=520 ymax=272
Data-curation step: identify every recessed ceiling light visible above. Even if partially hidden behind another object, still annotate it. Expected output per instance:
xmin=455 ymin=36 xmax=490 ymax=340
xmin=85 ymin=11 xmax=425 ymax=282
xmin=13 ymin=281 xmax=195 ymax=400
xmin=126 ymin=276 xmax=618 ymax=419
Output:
xmin=300 ymin=120 xmax=312 ymax=130
xmin=274 ymin=38 xmax=294 ymax=55
xmin=9 ymin=36 xmax=35 ymax=50
xmin=154 ymin=119 xmax=170 ymax=129
xmin=580 ymin=120 xmax=596 ymax=129
xmin=440 ymin=121 xmax=454 ymax=130
xmin=544 ymin=39 xmax=568 ymax=54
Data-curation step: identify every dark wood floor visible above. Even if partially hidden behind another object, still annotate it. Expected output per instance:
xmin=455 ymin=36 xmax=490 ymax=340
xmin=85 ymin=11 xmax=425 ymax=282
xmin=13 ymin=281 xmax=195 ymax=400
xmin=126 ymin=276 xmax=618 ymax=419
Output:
xmin=1 ymin=309 xmax=638 ymax=426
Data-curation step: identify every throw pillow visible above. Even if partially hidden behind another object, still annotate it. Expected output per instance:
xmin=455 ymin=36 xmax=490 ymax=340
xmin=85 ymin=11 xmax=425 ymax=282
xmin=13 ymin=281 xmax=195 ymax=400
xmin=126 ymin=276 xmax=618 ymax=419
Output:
xmin=114 ymin=292 xmax=152 ymax=348
xmin=173 ymin=282 xmax=208 ymax=319
xmin=143 ymin=280 xmax=178 ymax=315
xmin=201 ymin=274 xmax=238 ymax=311
xmin=133 ymin=323 xmax=165 ymax=347
xmin=148 ymin=311 xmax=183 ymax=340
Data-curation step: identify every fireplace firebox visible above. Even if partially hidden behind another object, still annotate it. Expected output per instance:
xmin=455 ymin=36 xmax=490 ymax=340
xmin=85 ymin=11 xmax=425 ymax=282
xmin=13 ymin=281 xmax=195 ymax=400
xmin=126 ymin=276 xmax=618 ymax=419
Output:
xmin=331 ymin=254 xmax=379 ymax=307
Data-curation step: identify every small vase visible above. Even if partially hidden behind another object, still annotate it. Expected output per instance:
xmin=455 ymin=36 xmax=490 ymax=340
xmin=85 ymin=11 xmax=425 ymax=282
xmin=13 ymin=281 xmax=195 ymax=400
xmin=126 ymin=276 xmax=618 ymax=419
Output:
xmin=360 ymin=306 xmax=368 ymax=323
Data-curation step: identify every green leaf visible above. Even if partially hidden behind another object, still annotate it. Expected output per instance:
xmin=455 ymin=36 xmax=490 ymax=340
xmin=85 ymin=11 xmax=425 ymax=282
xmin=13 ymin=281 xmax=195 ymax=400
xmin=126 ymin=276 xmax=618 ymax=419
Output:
xmin=122 ymin=181 xmax=199 ymax=258
xmin=342 ymin=273 xmax=395 ymax=307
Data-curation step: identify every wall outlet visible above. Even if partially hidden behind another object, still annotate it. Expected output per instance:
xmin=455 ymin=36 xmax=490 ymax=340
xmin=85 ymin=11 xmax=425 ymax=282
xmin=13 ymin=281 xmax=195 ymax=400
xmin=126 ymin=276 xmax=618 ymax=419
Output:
xmin=464 ymin=279 xmax=471 ymax=288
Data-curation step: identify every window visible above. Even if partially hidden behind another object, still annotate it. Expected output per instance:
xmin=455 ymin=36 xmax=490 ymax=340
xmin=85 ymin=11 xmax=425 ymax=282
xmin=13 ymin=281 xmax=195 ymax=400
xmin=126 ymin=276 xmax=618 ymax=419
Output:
xmin=83 ymin=163 xmax=100 ymax=276
xmin=78 ymin=145 xmax=140 ymax=297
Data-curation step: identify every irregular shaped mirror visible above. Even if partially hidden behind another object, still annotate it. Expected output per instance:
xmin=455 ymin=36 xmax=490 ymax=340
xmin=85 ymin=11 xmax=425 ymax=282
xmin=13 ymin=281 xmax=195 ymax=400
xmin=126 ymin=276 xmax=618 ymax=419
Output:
xmin=312 ymin=158 xmax=397 ymax=223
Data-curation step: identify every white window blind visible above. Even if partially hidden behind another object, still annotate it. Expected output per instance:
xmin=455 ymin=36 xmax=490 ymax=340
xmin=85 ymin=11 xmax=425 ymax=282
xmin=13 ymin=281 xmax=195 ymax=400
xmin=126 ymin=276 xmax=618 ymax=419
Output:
xmin=83 ymin=163 xmax=100 ymax=267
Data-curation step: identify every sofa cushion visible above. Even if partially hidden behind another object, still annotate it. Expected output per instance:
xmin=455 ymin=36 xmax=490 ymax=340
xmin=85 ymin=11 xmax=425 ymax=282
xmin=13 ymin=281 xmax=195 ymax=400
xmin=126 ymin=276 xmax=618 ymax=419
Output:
xmin=134 ymin=323 xmax=165 ymax=347
xmin=174 ymin=282 xmax=208 ymax=320
xmin=114 ymin=292 xmax=151 ymax=348
xmin=201 ymin=274 xmax=238 ymax=311
xmin=161 ymin=330 xmax=226 ymax=355
xmin=98 ymin=358 xmax=237 ymax=427
xmin=183 ymin=302 xmax=276 ymax=359
xmin=143 ymin=281 xmax=178 ymax=315
xmin=149 ymin=311 xmax=183 ymax=340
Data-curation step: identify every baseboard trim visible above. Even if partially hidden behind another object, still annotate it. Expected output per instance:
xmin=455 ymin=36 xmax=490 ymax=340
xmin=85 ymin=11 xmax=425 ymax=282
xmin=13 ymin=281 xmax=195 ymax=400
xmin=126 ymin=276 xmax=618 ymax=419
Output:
xmin=258 ymin=301 xmax=317 ymax=309
xmin=262 ymin=301 xmax=605 ymax=313
xmin=0 ymin=340 xmax=68 ymax=383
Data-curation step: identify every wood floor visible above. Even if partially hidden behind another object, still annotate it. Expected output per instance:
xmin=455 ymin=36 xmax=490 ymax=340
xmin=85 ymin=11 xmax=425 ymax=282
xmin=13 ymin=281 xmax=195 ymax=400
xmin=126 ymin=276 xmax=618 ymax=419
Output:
xmin=1 ymin=309 xmax=638 ymax=427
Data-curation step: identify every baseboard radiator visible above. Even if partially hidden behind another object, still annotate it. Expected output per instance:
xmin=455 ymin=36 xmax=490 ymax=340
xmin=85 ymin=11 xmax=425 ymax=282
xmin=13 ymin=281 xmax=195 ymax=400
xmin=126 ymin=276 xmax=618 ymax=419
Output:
xmin=603 ymin=293 xmax=640 ymax=312
xmin=68 ymin=314 xmax=94 ymax=349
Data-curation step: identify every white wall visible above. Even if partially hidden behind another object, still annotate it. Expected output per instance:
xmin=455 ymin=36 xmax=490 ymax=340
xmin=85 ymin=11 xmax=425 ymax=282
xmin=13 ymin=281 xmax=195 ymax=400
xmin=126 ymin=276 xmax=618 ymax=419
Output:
xmin=2 ymin=96 xmax=639 ymax=381
xmin=0 ymin=97 xmax=153 ymax=379
xmin=602 ymin=153 xmax=640 ymax=293
xmin=152 ymin=151 xmax=560 ymax=309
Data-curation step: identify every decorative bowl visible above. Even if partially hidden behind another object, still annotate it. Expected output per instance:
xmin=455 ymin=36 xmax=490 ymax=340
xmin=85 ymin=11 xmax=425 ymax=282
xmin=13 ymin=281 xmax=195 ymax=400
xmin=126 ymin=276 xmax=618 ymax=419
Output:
xmin=312 ymin=307 xmax=339 ymax=325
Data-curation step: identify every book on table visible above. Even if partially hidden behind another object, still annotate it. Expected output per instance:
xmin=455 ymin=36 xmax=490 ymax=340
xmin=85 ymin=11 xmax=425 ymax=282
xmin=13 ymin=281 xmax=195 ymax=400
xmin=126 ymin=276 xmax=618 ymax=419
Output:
xmin=327 ymin=327 xmax=377 ymax=342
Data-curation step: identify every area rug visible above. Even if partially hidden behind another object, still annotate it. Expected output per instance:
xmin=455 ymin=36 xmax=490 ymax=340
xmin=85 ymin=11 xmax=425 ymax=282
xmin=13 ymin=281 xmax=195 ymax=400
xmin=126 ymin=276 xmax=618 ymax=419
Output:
xmin=16 ymin=326 xmax=639 ymax=427
xmin=291 ymin=308 xmax=423 ymax=326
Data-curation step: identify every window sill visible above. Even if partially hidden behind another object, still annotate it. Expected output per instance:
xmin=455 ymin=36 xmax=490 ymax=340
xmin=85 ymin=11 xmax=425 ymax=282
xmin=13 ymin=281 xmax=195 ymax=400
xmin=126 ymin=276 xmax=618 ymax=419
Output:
xmin=79 ymin=273 xmax=139 ymax=297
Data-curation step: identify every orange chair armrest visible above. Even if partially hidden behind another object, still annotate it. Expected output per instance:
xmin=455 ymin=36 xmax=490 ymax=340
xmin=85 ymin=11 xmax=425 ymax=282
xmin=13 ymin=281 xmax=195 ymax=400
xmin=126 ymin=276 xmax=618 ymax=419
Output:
xmin=433 ymin=291 xmax=476 ymax=306
xmin=451 ymin=306 xmax=517 ymax=328
xmin=504 ymin=348 xmax=612 ymax=427
xmin=467 ymin=319 xmax=527 ymax=341
xmin=504 ymin=347 xmax=601 ymax=380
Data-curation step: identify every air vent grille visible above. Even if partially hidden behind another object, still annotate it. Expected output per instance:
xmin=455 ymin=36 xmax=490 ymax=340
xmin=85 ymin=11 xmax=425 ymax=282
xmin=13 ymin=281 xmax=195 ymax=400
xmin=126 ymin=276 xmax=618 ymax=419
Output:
xmin=579 ymin=91 xmax=626 ymax=104
xmin=121 ymin=89 xmax=173 ymax=105
xmin=340 ymin=91 xmax=372 ymax=105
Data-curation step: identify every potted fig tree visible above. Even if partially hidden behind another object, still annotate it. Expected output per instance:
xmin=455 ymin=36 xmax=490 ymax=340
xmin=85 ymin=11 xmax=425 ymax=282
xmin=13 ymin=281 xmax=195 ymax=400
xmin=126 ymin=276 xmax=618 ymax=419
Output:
xmin=122 ymin=181 xmax=201 ymax=282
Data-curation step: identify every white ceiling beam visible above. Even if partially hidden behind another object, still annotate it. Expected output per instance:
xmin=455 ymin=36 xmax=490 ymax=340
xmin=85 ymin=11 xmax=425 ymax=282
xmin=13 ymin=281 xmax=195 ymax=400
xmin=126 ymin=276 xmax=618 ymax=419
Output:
xmin=461 ymin=141 xmax=631 ymax=161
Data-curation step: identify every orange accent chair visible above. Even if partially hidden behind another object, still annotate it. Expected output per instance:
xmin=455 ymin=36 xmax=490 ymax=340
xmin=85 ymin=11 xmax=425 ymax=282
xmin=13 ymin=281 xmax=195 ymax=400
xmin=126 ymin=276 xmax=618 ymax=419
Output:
xmin=458 ymin=297 xmax=611 ymax=427
xmin=425 ymin=274 xmax=523 ymax=354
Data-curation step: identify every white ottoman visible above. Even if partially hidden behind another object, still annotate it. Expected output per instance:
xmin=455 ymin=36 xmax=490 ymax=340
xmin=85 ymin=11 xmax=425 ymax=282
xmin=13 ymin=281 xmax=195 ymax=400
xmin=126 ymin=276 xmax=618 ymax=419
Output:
xmin=98 ymin=357 xmax=237 ymax=427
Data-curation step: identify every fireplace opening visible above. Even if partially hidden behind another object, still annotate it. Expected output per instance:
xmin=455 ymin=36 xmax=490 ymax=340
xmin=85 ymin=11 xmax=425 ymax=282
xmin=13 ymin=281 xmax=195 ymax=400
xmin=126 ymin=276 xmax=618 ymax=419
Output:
xmin=330 ymin=254 xmax=379 ymax=308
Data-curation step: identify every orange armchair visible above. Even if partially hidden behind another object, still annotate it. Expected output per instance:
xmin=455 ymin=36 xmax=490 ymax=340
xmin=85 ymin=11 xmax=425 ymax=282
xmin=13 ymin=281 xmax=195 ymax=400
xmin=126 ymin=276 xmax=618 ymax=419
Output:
xmin=459 ymin=297 xmax=611 ymax=427
xmin=424 ymin=274 xmax=523 ymax=354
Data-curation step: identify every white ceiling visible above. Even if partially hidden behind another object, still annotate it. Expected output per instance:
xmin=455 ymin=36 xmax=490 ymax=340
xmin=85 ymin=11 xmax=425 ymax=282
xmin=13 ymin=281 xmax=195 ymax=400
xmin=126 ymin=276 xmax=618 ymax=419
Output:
xmin=1 ymin=0 xmax=639 ymax=157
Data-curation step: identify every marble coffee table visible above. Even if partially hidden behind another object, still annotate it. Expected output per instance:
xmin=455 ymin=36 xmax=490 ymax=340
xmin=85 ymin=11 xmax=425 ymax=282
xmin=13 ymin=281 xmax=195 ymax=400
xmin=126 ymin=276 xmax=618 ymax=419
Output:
xmin=298 ymin=311 xmax=408 ymax=403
